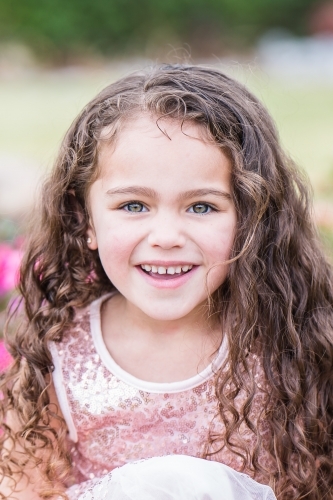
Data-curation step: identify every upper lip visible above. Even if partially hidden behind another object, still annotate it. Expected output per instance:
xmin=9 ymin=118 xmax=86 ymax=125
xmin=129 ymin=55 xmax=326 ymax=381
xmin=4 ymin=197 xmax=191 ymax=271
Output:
xmin=137 ymin=261 xmax=198 ymax=267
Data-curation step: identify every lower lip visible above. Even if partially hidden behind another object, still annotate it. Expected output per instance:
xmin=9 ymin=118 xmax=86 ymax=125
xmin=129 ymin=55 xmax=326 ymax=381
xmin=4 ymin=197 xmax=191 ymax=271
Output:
xmin=137 ymin=266 xmax=198 ymax=289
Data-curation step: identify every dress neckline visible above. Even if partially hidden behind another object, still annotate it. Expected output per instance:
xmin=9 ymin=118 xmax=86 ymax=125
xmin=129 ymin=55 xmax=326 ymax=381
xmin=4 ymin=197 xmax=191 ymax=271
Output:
xmin=90 ymin=294 xmax=228 ymax=394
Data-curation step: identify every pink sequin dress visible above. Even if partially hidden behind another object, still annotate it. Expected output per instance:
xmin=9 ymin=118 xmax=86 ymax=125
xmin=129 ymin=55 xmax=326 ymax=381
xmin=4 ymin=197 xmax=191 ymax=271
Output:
xmin=50 ymin=294 xmax=276 ymax=500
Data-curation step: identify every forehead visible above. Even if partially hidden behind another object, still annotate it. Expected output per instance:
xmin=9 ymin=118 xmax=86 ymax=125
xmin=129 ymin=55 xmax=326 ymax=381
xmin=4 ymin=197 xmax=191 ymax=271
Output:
xmin=97 ymin=114 xmax=231 ymax=184
xmin=98 ymin=114 xmax=211 ymax=157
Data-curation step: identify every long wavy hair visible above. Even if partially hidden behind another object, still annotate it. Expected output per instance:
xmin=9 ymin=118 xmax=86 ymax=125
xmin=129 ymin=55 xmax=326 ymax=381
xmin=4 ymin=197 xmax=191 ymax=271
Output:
xmin=1 ymin=65 xmax=333 ymax=499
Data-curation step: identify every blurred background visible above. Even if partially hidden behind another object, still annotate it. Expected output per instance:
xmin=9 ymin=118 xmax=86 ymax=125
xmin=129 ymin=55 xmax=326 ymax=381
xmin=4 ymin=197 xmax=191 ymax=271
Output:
xmin=0 ymin=0 xmax=333 ymax=352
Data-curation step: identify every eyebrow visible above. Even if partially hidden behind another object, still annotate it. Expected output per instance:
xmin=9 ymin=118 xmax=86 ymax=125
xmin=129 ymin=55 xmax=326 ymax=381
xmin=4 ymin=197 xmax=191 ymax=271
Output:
xmin=178 ymin=188 xmax=232 ymax=201
xmin=106 ymin=186 xmax=232 ymax=201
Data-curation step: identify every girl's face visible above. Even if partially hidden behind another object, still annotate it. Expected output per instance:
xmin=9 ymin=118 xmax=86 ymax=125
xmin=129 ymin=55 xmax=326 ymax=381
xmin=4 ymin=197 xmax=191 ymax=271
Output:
xmin=87 ymin=115 xmax=236 ymax=322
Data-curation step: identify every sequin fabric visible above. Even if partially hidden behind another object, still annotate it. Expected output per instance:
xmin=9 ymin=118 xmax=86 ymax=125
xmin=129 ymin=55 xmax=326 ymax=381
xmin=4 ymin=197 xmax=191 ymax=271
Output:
xmin=51 ymin=295 xmax=276 ymax=496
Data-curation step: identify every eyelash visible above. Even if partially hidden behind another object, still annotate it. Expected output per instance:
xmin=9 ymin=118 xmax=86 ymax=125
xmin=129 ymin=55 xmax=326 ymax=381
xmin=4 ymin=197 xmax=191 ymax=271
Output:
xmin=121 ymin=202 xmax=148 ymax=213
xmin=188 ymin=203 xmax=217 ymax=215
xmin=119 ymin=202 xmax=218 ymax=214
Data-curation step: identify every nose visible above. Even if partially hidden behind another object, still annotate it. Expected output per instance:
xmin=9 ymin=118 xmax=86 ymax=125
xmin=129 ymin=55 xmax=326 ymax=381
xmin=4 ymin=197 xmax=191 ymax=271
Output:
xmin=147 ymin=211 xmax=186 ymax=249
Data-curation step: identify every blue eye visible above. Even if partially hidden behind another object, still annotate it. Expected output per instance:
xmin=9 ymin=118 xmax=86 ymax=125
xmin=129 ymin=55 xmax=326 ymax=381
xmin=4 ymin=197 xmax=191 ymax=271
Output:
xmin=123 ymin=202 xmax=148 ymax=213
xmin=188 ymin=203 xmax=214 ymax=214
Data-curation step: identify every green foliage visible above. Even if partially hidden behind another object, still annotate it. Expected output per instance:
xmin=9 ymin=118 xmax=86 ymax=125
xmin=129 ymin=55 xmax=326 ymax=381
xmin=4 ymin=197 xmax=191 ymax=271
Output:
xmin=0 ymin=0 xmax=316 ymax=59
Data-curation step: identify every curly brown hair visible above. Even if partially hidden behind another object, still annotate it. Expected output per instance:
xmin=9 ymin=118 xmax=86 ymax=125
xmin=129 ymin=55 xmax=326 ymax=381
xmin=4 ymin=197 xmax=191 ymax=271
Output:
xmin=1 ymin=65 xmax=333 ymax=499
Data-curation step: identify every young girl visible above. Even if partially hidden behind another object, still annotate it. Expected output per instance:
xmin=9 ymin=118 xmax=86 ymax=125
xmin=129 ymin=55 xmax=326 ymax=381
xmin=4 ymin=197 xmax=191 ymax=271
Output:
xmin=0 ymin=64 xmax=332 ymax=500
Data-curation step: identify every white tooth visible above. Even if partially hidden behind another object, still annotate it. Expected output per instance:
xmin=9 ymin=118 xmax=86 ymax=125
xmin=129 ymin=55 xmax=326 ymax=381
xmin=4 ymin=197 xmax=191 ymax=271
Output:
xmin=182 ymin=265 xmax=189 ymax=272
xmin=158 ymin=266 xmax=167 ymax=274
xmin=151 ymin=265 xmax=158 ymax=273
xmin=141 ymin=265 xmax=145 ymax=270
xmin=167 ymin=267 xmax=175 ymax=275
xmin=175 ymin=266 xmax=182 ymax=273
xmin=144 ymin=264 xmax=152 ymax=272
xmin=188 ymin=265 xmax=193 ymax=270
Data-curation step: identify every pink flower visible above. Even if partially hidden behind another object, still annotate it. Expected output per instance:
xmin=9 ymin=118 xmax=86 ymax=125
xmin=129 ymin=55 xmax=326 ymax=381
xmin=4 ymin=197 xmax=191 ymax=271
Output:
xmin=0 ymin=341 xmax=12 ymax=372
xmin=0 ymin=243 xmax=22 ymax=296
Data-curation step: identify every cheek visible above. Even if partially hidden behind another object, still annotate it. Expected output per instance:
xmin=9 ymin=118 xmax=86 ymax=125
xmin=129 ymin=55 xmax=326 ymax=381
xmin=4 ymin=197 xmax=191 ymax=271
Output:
xmin=203 ymin=219 xmax=236 ymax=260
xmin=203 ymin=220 xmax=235 ymax=290
xmin=205 ymin=253 xmax=231 ymax=294
xmin=95 ymin=223 xmax=141 ymax=273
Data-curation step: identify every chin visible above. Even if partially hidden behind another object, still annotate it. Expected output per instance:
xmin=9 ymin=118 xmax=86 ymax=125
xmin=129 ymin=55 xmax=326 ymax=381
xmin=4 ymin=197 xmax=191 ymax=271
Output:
xmin=142 ymin=308 xmax=187 ymax=322
xmin=136 ymin=300 xmax=204 ymax=322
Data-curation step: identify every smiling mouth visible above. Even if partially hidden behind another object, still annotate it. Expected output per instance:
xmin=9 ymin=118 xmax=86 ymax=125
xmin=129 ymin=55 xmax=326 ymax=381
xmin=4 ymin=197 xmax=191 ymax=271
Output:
xmin=140 ymin=264 xmax=194 ymax=279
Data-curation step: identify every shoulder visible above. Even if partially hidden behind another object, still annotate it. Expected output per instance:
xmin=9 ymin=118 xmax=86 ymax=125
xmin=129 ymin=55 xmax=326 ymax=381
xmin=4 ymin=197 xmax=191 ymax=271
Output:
xmin=49 ymin=293 xmax=114 ymax=360
xmin=67 ymin=302 xmax=92 ymax=341
xmin=48 ymin=307 xmax=90 ymax=363
xmin=48 ymin=298 xmax=93 ymax=363
xmin=57 ymin=294 xmax=109 ymax=346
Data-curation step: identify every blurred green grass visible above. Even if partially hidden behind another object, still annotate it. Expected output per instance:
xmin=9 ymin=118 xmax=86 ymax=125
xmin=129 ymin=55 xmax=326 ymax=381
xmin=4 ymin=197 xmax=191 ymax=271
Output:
xmin=0 ymin=63 xmax=332 ymax=257
xmin=0 ymin=70 xmax=122 ymax=167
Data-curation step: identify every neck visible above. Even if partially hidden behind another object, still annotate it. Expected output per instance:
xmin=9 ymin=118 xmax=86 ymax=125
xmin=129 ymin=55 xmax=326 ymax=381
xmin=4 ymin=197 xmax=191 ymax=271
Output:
xmin=103 ymin=292 xmax=221 ymax=349
xmin=101 ymin=293 xmax=223 ymax=383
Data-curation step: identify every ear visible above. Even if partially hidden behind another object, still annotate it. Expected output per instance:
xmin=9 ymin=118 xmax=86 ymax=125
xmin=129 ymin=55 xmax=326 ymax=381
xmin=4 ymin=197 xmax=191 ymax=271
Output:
xmin=86 ymin=222 xmax=98 ymax=250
